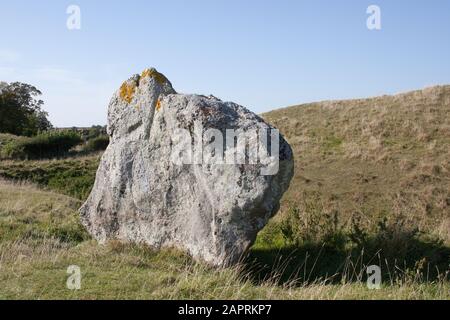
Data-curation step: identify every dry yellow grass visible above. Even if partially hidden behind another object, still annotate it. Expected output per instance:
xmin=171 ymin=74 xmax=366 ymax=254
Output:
xmin=263 ymin=85 xmax=450 ymax=244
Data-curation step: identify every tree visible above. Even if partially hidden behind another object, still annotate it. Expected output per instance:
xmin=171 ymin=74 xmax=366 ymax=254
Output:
xmin=0 ymin=82 xmax=52 ymax=136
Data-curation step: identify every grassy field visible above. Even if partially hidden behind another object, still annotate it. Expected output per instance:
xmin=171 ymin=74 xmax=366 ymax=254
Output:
xmin=0 ymin=85 xmax=449 ymax=299
xmin=0 ymin=180 xmax=448 ymax=299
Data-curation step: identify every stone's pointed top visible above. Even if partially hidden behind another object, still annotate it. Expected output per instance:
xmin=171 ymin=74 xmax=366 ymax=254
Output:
xmin=118 ymin=68 xmax=175 ymax=104
xmin=140 ymin=68 xmax=170 ymax=85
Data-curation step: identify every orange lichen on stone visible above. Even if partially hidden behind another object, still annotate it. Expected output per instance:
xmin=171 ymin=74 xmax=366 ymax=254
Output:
xmin=119 ymin=68 xmax=169 ymax=104
xmin=141 ymin=68 xmax=169 ymax=85
xmin=156 ymin=99 xmax=162 ymax=111
xmin=120 ymin=81 xmax=136 ymax=104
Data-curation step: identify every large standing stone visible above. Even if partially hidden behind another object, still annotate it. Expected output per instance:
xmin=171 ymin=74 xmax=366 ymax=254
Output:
xmin=79 ymin=68 xmax=294 ymax=266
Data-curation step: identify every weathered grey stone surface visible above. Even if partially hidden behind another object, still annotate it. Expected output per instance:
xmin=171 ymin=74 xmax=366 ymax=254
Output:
xmin=80 ymin=68 xmax=294 ymax=266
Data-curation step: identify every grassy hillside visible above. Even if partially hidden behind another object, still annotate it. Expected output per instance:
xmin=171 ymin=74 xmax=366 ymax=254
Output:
xmin=263 ymin=85 xmax=450 ymax=245
xmin=0 ymin=85 xmax=449 ymax=299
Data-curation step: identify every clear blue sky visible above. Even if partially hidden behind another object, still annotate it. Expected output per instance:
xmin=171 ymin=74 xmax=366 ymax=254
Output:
xmin=1 ymin=0 xmax=450 ymax=127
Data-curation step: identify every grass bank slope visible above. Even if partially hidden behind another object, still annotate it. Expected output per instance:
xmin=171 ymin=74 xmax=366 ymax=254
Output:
xmin=263 ymin=85 xmax=450 ymax=244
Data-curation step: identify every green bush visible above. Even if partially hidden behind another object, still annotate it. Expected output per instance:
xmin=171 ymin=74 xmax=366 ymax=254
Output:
xmin=0 ymin=133 xmax=20 ymax=146
xmin=82 ymin=134 xmax=109 ymax=153
xmin=1 ymin=131 xmax=82 ymax=160
xmin=0 ymin=134 xmax=20 ymax=158
xmin=86 ymin=125 xmax=106 ymax=140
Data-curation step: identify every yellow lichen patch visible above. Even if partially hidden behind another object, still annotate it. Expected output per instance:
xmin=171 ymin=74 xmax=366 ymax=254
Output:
xmin=120 ymin=81 xmax=137 ymax=104
xmin=156 ymin=99 xmax=162 ymax=111
xmin=141 ymin=68 xmax=169 ymax=85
